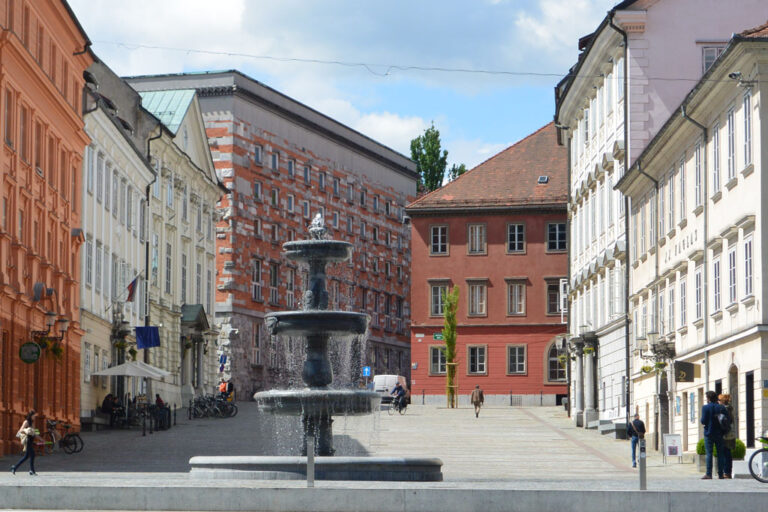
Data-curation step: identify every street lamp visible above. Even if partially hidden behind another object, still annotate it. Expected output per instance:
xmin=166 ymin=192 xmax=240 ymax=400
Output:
xmin=31 ymin=311 xmax=69 ymax=344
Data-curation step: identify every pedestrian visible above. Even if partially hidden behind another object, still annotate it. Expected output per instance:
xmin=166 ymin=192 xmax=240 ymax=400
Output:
xmin=701 ymin=390 xmax=727 ymax=479
xmin=11 ymin=410 xmax=39 ymax=476
xmin=470 ymin=385 xmax=484 ymax=418
xmin=627 ymin=412 xmax=646 ymax=468
xmin=218 ymin=379 xmax=227 ymax=399
xmin=226 ymin=379 xmax=235 ymax=401
xmin=719 ymin=393 xmax=735 ymax=479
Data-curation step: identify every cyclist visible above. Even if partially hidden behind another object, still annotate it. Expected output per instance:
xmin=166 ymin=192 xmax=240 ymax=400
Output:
xmin=391 ymin=382 xmax=407 ymax=412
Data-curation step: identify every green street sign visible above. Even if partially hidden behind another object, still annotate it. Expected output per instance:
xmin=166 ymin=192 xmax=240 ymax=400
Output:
xmin=433 ymin=333 xmax=443 ymax=341
xmin=19 ymin=342 xmax=41 ymax=364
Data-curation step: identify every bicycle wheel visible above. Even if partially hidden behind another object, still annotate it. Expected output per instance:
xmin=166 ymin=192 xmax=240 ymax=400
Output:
xmin=388 ymin=402 xmax=396 ymax=416
xmin=748 ymin=448 xmax=768 ymax=482
xmin=228 ymin=404 xmax=238 ymax=418
xmin=41 ymin=432 xmax=55 ymax=455
xmin=72 ymin=434 xmax=84 ymax=453
xmin=61 ymin=435 xmax=76 ymax=454
xmin=399 ymin=404 xmax=407 ymax=415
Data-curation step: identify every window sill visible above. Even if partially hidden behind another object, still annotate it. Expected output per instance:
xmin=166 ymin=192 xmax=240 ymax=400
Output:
xmin=467 ymin=252 xmax=488 ymax=257
xmin=711 ymin=310 xmax=723 ymax=321
xmin=725 ymin=176 xmax=738 ymax=190
xmin=693 ymin=204 xmax=704 ymax=217
xmin=711 ymin=190 xmax=722 ymax=203
xmin=677 ymin=325 xmax=688 ymax=336
xmin=678 ymin=218 xmax=687 ymax=230
xmin=693 ymin=318 xmax=704 ymax=329
xmin=506 ymin=250 xmax=527 ymax=256
xmin=741 ymin=163 xmax=754 ymax=178
xmin=429 ymin=252 xmax=450 ymax=257
xmin=666 ymin=228 xmax=676 ymax=239
xmin=546 ymin=249 xmax=567 ymax=255
xmin=658 ymin=237 xmax=667 ymax=247
xmin=741 ymin=295 xmax=756 ymax=307
xmin=640 ymin=253 xmax=648 ymax=263
xmin=507 ymin=313 xmax=527 ymax=318
xmin=649 ymin=246 xmax=657 ymax=255
xmin=468 ymin=314 xmax=488 ymax=319
xmin=632 ymin=259 xmax=640 ymax=269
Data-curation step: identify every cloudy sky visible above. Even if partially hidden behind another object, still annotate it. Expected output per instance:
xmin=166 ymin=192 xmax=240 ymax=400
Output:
xmin=69 ymin=0 xmax=617 ymax=169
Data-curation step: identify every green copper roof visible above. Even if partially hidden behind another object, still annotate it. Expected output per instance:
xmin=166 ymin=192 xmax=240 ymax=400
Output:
xmin=139 ymin=89 xmax=196 ymax=135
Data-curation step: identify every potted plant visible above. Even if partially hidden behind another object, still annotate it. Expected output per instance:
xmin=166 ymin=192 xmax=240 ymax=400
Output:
xmin=128 ymin=347 xmax=138 ymax=361
xmin=696 ymin=438 xmax=746 ymax=472
xmin=641 ymin=365 xmax=653 ymax=374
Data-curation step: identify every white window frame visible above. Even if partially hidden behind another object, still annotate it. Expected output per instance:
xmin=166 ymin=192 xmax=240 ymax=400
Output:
xmin=507 ymin=345 xmax=526 ymax=374
xmin=467 ymin=281 xmax=487 ymax=316
xmin=468 ymin=223 xmax=486 ymax=255
xmin=507 ymin=223 xmax=525 ymax=253
xmin=507 ymin=280 xmax=526 ymax=316
xmin=430 ymin=225 xmax=448 ymax=255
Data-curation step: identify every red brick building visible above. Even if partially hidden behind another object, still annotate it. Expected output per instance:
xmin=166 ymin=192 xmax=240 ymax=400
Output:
xmin=127 ymin=72 xmax=417 ymax=395
xmin=407 ymin=123 xmax=568 ymax=405
xmin=0 ymin=0 xmax=92 ymax=455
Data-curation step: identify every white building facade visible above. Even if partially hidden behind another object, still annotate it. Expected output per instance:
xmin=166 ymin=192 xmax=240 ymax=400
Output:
xmin=618 ymin=33 xmax=768 ymax=453
xmin=554 ymin=0 xmax=767 ymax=431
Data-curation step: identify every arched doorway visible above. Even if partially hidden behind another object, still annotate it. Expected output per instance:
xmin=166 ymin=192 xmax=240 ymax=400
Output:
xmin=728 ymin=365 xmax=738 ymax=438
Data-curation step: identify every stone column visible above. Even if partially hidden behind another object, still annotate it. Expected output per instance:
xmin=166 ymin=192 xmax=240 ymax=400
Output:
xmin=572 ymin=338 xmax=584 ymax=427
xmin=583 ymin=332 xmax=598 ymax=427
xmin=195 ymin=340 xmax=205 ymax=395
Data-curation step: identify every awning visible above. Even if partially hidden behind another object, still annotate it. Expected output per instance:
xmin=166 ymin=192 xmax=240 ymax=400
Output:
xmin=91 ymin=360 xmax=171 ymax=379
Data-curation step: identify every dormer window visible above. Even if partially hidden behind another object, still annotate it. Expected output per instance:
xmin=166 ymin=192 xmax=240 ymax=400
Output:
xmin=537 ymin=175 xmax=549 ymax=184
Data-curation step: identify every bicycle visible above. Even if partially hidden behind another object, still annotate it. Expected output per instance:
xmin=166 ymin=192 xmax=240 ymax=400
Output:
xmin=748 ymin=436 xmax=768 ymax=482
xmin=41 ymin=420 xmax=84 ymax=455
xmin=388 ymin=397 xmax=407 ymax=415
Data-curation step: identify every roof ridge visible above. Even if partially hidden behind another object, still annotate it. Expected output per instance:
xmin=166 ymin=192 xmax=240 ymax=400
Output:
xmin=741 ymin=19 xmax=768 ymax=37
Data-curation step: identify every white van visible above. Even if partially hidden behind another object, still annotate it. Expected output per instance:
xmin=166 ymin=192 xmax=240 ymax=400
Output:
xmin=373 ymin=374 xmax=408 ymax=403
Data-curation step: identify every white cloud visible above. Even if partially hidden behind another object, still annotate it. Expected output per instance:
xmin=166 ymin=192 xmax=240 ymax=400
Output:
xmin=447 ymin=138 xmax=511 ymax=170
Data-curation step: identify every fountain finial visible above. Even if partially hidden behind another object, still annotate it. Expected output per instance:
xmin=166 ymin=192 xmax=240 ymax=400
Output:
xmin=308 ymin=212 xmax=327 ymax=240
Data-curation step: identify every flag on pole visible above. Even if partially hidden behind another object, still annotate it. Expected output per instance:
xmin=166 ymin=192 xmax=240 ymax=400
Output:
xmin=126 ymin=275 xmax=140 ymax=302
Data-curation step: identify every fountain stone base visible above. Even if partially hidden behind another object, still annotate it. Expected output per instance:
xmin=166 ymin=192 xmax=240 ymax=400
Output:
xmin=189 ymin=455 xmax=444 ymax=481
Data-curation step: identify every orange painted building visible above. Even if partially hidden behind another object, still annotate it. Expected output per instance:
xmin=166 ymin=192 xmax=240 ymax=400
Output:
xmin=0 ymin=0 xmax=92 ymax=455
xmin=407 ymin=123 xmax=569 ymax=405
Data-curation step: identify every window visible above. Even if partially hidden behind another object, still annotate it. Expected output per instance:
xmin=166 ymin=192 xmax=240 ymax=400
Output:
xmin=548 ymin=344 xmax=565 ymax=381
xmin=19 ymin=105 xmax=27 ymax=161
xmin=347 ymin=182 xmax=354 ymax=202
xmin=181 ymin=184 xmax=188 ymax=221
xmin=713 ymin=258 xmax=721 ymax=312
xmin=694 ymin=142 xmax=702 ymax=207
xmin=468 ymin=224 xmax=486 ymax=254
xmin=287 ymin=159 xmax=294 ymax=178
xmin=728 ymin=247 xmax=737 ymax=304
xmin=468 ymin=346 xmax=487 ymax=374
xmin=253 ymin=145 xmax=262 ymax=164
xmin=744 ymin=237 xmax=753 ymax=297
xmin=251 ymin=259 xmax=262 ymax=302
xmin=165 ymin=243 xmax=172 ymax=294
xmin=360 ymin=221 xmax=366 ymax=239
xmin=271 ymin=187 xmax=279 ymax=208
xmin=679 ymin=158 xmax=686 ymax=220
xmin=507 ymin=280 xmax=526 ymax=315
xmin=84 ymin=343 xmax=91 ymax=383
xmin=702 ymin=46 xmax=724 ymax=73
xmin=727 ymin=108 xmax=735 ymax=180
xmin=546 ymin=280 xmax=562 ymax=315
xmin=4 ymin=89 xmax=14 ymax=147
xmin=319 ymin=172 xmax=325 ymax=190
xmin=303 ymin=165 xmax=310 ymax=185
xmin=659 ymin=180 xmax=665 ymax=236
xmin=104 ymin=163 xmax=111 ymax=210
xmin=373 ymin=195 xmax=379 ymax=211
xmin=430 ymin=225 xmax=448 ymax=255
xmin=181 ymin=253 xmax=187 ymax=303
xmin=360 ymin=188 xmax=367 ymax=207
xmin=195 ymin=262 xmax=202 ymax=304
xmin=668 ymin=287 xmax=675 ymax=334
xmin=695 ymin=266 xmax=702 ymax=320
xmin=252 ymin=330 xmax=261 ymax=365
xmin=712 ymin=123 xmax=720 ymax=193
xmin=253 ymin=181 xmax=262 ymax=200
xmin=468 ymin=281 xmax=487 ymax=316
xmin=269 ymin=262 xmax=279 ymax=304
xmin=680 ymin=278 xmax=687 ymax=326
xmin=94 ymin=242 xmax=102 ymax=292
xmin=84 ymin=237 xmax=93 ymax=286
xmin=507 ymin=345 xmax=526 ymax=374
xmin=430 ymin=346 xmax=446 ymax=374
xmin=617 ymin=58 xmax=625 ymax=100
xmin=333 ymin=177 xmax=339 ymax=196
xmin=547 ymin=223 xmax=566 ymax=251
xmin=346 ymin=216 xmax=352 ymax=234
xmin=166 ymin=177 xmax=174 ymax=208
xmin=286 ymin=194 xmax=294 ymax=212
xmin=271 ymin=151 xmax=279 ymax=171
xmin=744 ymin=92 xmax=752 ymax=167
xmin=302 ymin=200 xmax=309 ymax=218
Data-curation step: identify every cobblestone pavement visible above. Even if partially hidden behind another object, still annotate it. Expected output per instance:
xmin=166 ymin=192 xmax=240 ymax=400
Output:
xmin=0 ymin=402 xmax=766 ymax=493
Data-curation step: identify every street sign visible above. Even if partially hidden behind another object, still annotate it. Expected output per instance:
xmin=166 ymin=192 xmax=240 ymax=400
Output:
xmin=433 ymin=333 xmax=443 ymax=341
xmin=19 ymin=342 xmax=41 ymax=364
xmin=362 ymin=366 xmax=371 ymax=377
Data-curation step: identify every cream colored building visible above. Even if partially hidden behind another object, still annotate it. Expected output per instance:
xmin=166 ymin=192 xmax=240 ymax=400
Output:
xmin=617 ymin=31 xmax=767 ymax=453
xmin=136 ymin=88 xmax=223 ymax=406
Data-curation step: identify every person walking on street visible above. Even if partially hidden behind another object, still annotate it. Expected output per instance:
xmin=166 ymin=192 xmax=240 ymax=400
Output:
xmin=701 ymin=390 xmax=728 ymax=479
xmin=627 ymin=413 xmax=646 ymax=468
xmin=470 ymin=385 xmax=484 ymax=418
xmin=719 ymin=394 xmax=735 ymax=479
xmin=11 ymin=410 xmax=39 ymax=476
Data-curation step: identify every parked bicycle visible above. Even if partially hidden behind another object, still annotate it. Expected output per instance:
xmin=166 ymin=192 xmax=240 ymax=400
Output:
xmin=39 ymin=420 xmax=84 ymax=455
xmin=190 ymin=394 xmax=238 ymax=419
xmin=748 ymin=436 xmax=768 ymax=482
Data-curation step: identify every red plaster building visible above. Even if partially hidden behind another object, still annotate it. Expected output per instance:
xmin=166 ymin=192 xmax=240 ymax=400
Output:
xmin=127 ymin=72 xmax=417 ymax=395
xmin=407 ymin=123 xmax=568 ymax=405
xmin=0 ymin=0 xmax=92 ymax=455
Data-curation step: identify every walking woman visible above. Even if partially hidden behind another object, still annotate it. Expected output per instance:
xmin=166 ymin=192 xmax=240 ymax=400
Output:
xmin=11 ymin=410 xmax=38 ymax=475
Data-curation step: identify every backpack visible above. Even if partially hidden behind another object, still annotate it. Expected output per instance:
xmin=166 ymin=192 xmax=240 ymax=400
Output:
xmin=716 ymin=408 xmax=731 ymax=434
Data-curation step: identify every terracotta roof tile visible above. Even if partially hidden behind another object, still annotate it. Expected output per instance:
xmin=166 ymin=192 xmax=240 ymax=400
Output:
xmin=741 ymin=20 xmax=768 ymax=38
xmin=407 ymin=122 xmax=567 ymax=212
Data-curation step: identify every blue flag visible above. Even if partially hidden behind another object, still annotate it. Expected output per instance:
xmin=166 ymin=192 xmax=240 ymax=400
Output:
xmin=135 ymin=326 xmax=161 ymax=349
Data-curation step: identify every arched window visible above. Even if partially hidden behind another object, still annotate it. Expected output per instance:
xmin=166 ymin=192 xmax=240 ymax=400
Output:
xmin=548 ymin=344 xmax=565 ymax=382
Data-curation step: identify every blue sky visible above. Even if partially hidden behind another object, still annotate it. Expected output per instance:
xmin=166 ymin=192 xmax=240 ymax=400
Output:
xmin=69 ymin=0 xmax=617 ymax=169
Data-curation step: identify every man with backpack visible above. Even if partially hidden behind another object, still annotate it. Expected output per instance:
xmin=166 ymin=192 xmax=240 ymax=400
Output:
xmin=627 ymin=413 xmax=646 ymax=468
xmin=701 ymin=390 xmax=729 ymax=479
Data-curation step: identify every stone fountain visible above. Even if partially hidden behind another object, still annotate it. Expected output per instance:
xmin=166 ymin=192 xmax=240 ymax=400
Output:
xmin=189 ymin=215 xmax=442 ymax=481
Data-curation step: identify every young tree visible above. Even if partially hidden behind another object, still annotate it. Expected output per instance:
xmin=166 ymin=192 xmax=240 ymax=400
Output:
xmin=448 ymin=163 xmax=467 ymax=182
xmin=440 ymin=286 xmax=459 ymax=408
xmin=410 ymin=124 xmax=448 ymax=192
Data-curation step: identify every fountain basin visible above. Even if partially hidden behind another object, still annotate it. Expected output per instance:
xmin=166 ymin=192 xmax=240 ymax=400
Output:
xmin=254 ymin=389 xmax=379 ymax=416
xmin=265 ymin=310 xmax=369 ymax=337
xmin=189 ymin=455 xmax=444 ymax=481
xmin=284 ymin=239 xmax=353 ymax=263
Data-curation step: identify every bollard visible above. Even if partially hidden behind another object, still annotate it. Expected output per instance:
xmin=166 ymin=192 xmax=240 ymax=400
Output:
xmin=422 ymin=390 xmax=425 ymax=405
xmin=149 ymin=410 xmax=154 ymax=434
xmin=510 ymin=390 xmax=513 ymax=407
xmin=306 ymin=434 xmax=315 ymax=488
xmin=639 ymin=438 xmax=647 ymax=490
xmin=142 ymin=412 xmax=146 ymax=437
xmin=174 ymin=404 xmax=177 ymax=426
xmin=540 ymin=391 xmax=543 ymax=406
xmin=188 ymin=400 xmax=192 ymax=420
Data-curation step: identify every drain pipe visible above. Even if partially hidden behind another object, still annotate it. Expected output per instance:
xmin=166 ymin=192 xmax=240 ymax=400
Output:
xmin=607 ymin=11 xmax=631 ymax=429
xmin=680 ymin=106 xmax=709 ymax=393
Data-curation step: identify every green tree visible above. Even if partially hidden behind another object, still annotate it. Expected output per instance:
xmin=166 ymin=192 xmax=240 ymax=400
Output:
xmin=410 ymin=124 xmax=448 ymax=192
xmin=448 ymin=163 xmax=467 ymax=182
xmin=440 ymin=286 xmax=459 ymax=408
